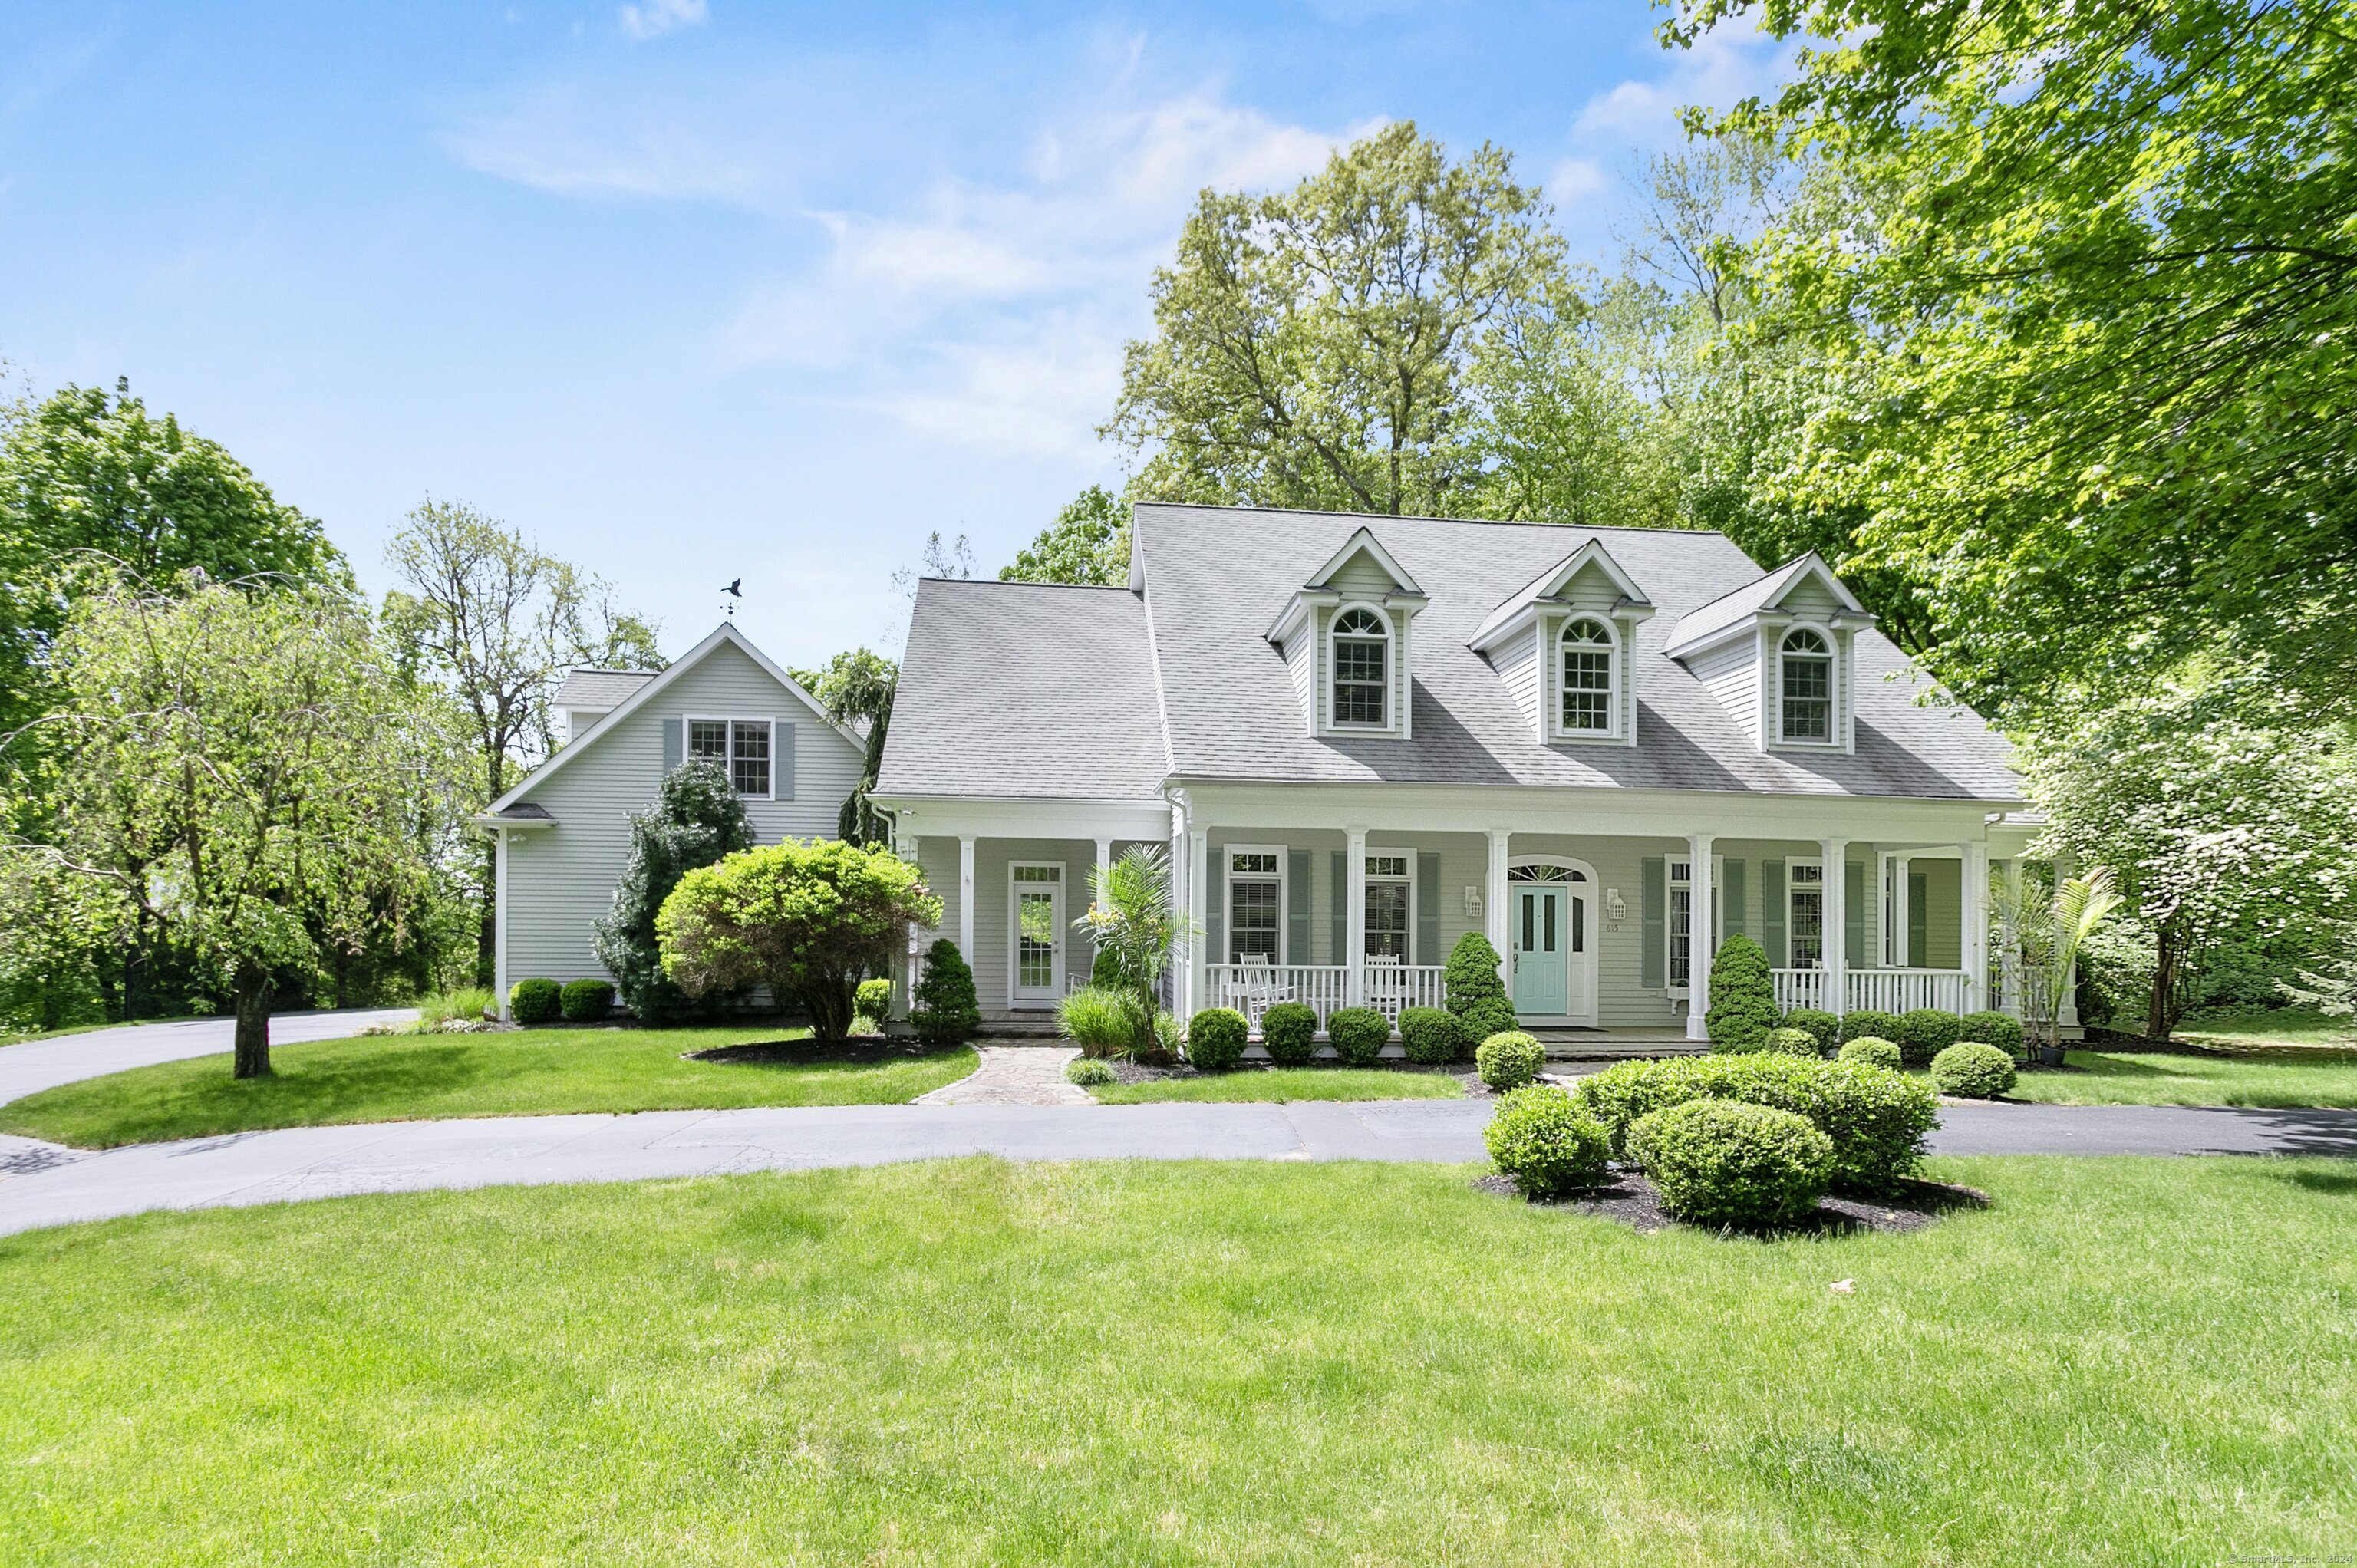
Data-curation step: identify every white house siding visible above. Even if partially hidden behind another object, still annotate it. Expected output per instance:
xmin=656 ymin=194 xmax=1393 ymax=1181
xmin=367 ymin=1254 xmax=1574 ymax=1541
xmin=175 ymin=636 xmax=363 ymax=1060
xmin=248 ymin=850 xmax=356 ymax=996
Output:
xmin=501 ymin=640 xmax=865 ymax=988
xmin=1491 ymin=631 xmax=1540 ymax=737
xmin=1687 ymin=638 xmax=1759 ymax=741
xmin=914 ymin=836 xmax=1160 ymax=1013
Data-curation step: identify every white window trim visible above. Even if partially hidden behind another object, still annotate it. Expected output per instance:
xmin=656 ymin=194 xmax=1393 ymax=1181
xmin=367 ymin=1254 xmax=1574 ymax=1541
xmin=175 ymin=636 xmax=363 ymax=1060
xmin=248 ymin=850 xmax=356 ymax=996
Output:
xmin=1225 ymin=843 xmax=1289 ymax=966
xmin=684 ymin=714 xmax=776 ymax=801
xmin=1553 ymin=614 xmax=1623 ymax=742
xmin=1326 ymin=601 xmax=1394 ymax=731
xmin=1363 ymin=845 xmax=1416 ymax=961
xmin=1785 ymin=856 xmax=1828 ymax=970
xmin=1007 ymin=860 xmax=1066 ymax=1007
xmin=1665 ymin=853 xmax=1724 ymax=997
xmin=1773 ymin=624 xmax=1840 ymax=748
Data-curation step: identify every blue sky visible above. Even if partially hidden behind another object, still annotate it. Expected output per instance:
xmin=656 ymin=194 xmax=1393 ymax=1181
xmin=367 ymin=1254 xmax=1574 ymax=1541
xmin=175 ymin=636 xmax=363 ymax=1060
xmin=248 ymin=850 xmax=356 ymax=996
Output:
xmin=0 ymin=2 xmax=1787 ymax=669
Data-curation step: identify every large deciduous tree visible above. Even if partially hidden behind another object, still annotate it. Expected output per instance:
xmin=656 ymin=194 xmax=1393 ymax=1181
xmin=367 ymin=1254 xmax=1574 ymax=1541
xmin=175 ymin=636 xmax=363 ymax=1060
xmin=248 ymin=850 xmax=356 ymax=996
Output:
xmin=1001 ymin=485 xmax=1131 ymax=587
xmin=788 ymin=648 xmax=898 ymax=846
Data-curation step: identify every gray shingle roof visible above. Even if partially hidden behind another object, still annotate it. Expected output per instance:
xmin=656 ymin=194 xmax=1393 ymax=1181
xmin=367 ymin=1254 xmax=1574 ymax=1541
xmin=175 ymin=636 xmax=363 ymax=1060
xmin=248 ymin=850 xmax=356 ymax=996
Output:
xmin=556 ymin=668 xmax=658 ymax=711
xmin=876 ymin=578 xmax=1172 ymax=799
xmin=881 ymin=503 xmax=2023 ymax=805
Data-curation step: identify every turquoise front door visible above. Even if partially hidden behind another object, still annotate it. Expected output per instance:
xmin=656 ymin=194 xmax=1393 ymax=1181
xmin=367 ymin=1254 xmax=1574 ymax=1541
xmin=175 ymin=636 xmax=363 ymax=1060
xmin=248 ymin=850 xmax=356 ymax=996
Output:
xmin=1511 ymin=885 xmax=1567 ymax=1016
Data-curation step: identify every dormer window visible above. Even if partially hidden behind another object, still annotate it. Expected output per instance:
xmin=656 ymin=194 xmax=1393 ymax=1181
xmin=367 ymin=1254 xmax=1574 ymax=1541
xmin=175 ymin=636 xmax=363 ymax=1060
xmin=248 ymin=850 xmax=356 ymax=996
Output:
xmin=1561 ymin=618 xmax=1617 ymax=733
xmin=1330 ymin=604 xmax=1391 ymax=727
xmin=1779 ymin=628 xmax=1834 ymax=743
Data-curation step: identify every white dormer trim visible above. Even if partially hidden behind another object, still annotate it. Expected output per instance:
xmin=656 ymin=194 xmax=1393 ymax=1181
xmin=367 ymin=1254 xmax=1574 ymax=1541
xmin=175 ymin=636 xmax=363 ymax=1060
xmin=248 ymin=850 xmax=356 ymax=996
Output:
xmin=1660 ymin=552 xmax=1871 ymax=662
xmin=1469 ymin=537 xmax=1654 ymax=749
xmin=1304 ymin=525 xmax=1425 ymax=598
xmin=1267 ymin=526 xmax=1427 ymax=741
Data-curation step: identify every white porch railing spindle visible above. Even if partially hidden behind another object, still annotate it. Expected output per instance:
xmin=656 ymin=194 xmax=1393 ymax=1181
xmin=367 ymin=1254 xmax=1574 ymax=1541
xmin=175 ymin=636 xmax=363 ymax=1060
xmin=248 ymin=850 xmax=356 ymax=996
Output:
xmin=1772 ymin=967 xmax=1975 ymax=1016
xmin=1205 ymin=964 xmax=1446 ymax=1033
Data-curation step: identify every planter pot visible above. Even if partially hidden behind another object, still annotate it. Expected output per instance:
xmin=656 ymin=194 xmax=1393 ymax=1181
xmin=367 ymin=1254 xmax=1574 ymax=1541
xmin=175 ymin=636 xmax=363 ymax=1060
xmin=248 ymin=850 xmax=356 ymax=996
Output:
xmin=2037 ymin=1045 xmax=2068 ymax=1069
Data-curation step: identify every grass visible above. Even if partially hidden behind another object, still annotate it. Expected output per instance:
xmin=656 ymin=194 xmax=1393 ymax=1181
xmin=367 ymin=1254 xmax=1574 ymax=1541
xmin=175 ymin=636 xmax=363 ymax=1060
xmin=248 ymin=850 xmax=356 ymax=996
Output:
xmin=2016 ymin=1047 xmax=2357 ymax=1108
xmin=2174 ymin=1006 xmax=2356 ymax=1051
xmin=0 ymin=1026 xmax=977 ymax=1148
xmin=1 ymin=1155 xmax=2351 ymax=1564
xmin=1089 ymin=1064 xmax=1466 ymax=1103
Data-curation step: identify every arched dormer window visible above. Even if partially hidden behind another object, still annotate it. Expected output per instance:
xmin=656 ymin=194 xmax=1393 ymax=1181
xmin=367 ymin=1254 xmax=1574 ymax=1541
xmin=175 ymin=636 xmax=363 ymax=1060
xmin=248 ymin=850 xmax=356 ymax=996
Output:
xmin=1560 ymin=618 xmax=1617 ymax=733
xmin=1330 ymin=604 xmax=1391 ymax=726
xmin=1779 ymin=627 xmax=1834 ymax=742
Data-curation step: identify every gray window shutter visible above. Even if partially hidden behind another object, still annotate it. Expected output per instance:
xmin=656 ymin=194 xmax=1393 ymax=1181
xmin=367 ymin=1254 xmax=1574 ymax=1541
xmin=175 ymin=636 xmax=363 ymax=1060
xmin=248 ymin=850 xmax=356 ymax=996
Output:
xmin=1416 ymin=852 xmax=1440 ymax=967
xmin=1762 ymin=859 xmax=1786 ymax=967
xmin=776 ymin=720 xmax=796 ymax=800
xmin=1910 ymin=870 xmax=1929 ymax=969
xmin=1640 ymin=856 xmax=1665 ymax=990
xmin=1205 ymin=843 xmax=1224 ymax=966
xmin=1845 ymin=860 xmax=1867 ymax=973
xmin=1287 ymin=850 xmax=1310 ymax=967
xmin=1722 ymin=859 xmax=1747 ymax=943
xmin=661 ymin=717 xmax=682 ymax=775
xmin=1330 ymin=851 xmax=1347 ymax=967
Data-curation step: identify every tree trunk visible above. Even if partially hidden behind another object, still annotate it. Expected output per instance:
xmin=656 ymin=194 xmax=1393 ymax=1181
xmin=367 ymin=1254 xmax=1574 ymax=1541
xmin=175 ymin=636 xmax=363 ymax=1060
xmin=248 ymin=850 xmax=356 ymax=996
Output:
xmin=232 ymin=967 xmax=273 ymax=1079
xmin=2148 ymin=918 xmax=2194 ymax=1044
xmin=476 ymin=838 xmax=499 ymax=987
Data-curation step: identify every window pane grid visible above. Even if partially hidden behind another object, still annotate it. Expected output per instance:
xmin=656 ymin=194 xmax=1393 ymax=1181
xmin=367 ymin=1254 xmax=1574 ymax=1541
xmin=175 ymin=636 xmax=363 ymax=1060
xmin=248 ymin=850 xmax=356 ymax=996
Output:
xmin=1561 ymin=616 xmax=1614 ymax=732
xmin=1365 ymin=881 xmax=1409 ymax=958
xmin=1229 ymin=880 xmax=1280 ymax=964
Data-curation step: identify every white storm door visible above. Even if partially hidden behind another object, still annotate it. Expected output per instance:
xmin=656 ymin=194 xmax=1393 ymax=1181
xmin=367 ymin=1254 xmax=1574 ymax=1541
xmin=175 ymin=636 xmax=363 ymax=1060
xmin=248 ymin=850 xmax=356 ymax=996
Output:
xmin=1010 ymin=863 xmax=1064 ymax=1004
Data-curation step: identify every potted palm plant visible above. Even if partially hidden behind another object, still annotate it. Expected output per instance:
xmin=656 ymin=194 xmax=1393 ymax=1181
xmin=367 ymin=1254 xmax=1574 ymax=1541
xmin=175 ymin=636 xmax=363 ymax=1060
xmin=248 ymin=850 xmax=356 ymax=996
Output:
xmin=1996 ymin=867 xmax=2123 ymax=1067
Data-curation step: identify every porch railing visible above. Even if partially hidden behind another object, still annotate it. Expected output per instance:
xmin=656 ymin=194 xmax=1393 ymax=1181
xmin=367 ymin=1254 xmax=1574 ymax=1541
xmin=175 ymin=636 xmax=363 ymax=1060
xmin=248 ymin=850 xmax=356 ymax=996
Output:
xmin=1204 ymin=964 xmax=1445 ymax=1033
xmin=1363 ymin=961 xmax=1446 ymax=1023
xmin=1772 ymin=967 xmax=1976 ymax=1016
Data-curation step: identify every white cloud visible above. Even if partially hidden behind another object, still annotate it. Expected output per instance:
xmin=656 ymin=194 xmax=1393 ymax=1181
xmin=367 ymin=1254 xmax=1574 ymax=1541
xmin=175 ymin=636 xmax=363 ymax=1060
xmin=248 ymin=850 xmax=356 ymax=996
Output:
xmin=1544 ymin=156 xmax=1607 ymax=204
xmin=617 ymin=0 xmax=707 ymax=43
xmin=1571 ymin=25 xmax=1792 ymax=150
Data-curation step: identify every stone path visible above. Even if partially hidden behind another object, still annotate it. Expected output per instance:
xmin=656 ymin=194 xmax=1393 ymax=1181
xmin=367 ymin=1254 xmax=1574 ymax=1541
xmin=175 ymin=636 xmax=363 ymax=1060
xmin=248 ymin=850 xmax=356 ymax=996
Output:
xmin=913 ymin=1045 xmax=1090 ymax=1106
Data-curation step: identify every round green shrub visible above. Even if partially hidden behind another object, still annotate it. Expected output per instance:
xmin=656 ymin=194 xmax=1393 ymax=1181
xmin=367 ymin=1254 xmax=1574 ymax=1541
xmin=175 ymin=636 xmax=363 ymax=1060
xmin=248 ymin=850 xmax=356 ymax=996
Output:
xmin=559 ymin=978 xmax=615 ymax=1023
xmin=1932 ymin=1041 xmax=2018 ymax=1099
xmin=1705 ymin=935 xmax=1777 ymax=1053
xmin=509 ymin=978 xmax=562 ymax=1025
xmin=1780 ymin=1007 xmax=1840 ymax=1056
xmin=1897 ymin=1008 xmax=1965 ymax=1067
xmin=1839 ymin=1009 xmax=1900 ymax=1046
xmin=1326 ymin=1006 xmax=1391 ymax=1066
xmin=1259 ymin=1002 xmax=1319 ymax=1067
xmin=1766 ymin=1026 xmax=1819 ymax=1058
xmin=1185 ymin=1007 xmax=1248 ymax=1072
xmin=1065 ymin=1056 xmax=1116 ymax=1087
xmin=1443 ymin=932 xmax=1518 ymax=1043
xmin=910 ymin=939 xmax=981 ymax=1045
xmin=1571 ymin=1056 xmax=1708 ymax=1158
xmin=1960 ymin=1010 xmax=2026 ymax=1059
xmin=855 ymin=977 xmax=893 ymax=1018
xmin=1397 ymin=1006 xmax=1465 ymax=1064
xmin=1627 ymin=1099 xmax=1835 ymax=1227
xmin=1837 ymin=1036 xmax=1902 ymax=1072
xmin=1476 ymin=1030 xmax=1546 ymax=1091
xmin=1483 ymin=1085 xmax=1611 ymax=1197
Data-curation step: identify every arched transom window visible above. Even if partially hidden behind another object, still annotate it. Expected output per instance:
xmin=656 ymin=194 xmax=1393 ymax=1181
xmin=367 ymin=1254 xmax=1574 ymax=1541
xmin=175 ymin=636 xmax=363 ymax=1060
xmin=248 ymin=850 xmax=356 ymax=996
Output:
xmin=1330 ymin=604 xmax=1391 ymax=726
xmin=1780 ymin=628 xmax=1834 ymax=741
xmin=1561 ymin=618 xmax=1616 ymax=733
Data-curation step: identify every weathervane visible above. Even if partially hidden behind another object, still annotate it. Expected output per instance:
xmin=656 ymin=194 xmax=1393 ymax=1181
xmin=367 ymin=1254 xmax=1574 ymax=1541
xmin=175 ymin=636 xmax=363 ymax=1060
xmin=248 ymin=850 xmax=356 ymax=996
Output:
xmin=721 ymin=578 xmax=741 ymax=618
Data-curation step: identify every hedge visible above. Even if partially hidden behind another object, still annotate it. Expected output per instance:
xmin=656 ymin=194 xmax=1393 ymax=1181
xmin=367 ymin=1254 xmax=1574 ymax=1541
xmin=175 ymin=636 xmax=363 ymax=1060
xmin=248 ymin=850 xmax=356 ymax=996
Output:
xmin=1628 ymin=1099 xmax=1834 ymax=1227
xmin=1484 ymin=1085 xmax=1610 ymax=1197
xmin=1897 ymin=1008 xmax=1965 ymax=1067
xmin=1933 ymin=1041 xmax=2018 ymax=1099
xmin=1573 ymin=1052 xmax=1937 ymax=1193
xmin=509 ymin=978 xmax=562 ymax=1025
xmin=1476 ymin=1030 xmax=1547 ymax=1090
xmin=1398 ymin=1006 xmax=1465 ymax=1064
xmin=1185 ymin=1008 xmax=1248 ymax=1072
xmin=1259 ymin=1002 xmax=1320 ymax=1067
xmin=559 ymin=978 xmax=615 ymax=1023
xmin=1327 ymin=1007 xmax=1391 ymax=1066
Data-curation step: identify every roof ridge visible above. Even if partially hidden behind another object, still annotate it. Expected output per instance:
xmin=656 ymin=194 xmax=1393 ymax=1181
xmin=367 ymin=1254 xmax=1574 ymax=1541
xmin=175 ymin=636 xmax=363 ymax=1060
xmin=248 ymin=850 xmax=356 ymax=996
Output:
xmin=918 ymin=577 xmax=1138 ymax=591
xmin=1130 ymin=499 xmax=1732 ymax=541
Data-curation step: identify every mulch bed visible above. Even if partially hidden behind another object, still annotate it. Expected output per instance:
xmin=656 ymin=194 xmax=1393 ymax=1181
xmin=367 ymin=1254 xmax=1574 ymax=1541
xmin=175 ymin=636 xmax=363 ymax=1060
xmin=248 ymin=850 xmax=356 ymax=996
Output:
xmin=686 ymin=1038 xmax=951 ymax=1066
xmin=1473 ymin=1168 xmax=1989 ymax=1237
xmin=1101 ymin=1059 xmax=1492 ymax=1093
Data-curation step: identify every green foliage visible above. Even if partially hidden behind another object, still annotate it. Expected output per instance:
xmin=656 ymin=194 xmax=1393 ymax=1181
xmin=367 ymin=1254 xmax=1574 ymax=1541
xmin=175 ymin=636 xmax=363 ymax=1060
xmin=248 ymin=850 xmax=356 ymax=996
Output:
xmin=1839 ymin=1010 xmax=1900 ymax=1046
xmin=1933 ymin=1043 xmax=2019 ymax=1100
xmin=658 ymin=841 xmax=941 ymax=1043
xmin=416 ymin=987 xmax=494 ymax=1032
xmin=1000 ymin=486 xmax=1132 ymax=586
xmin=1062 ymin=985 xmax=1152 ymax=1059
xmin=1397 ymin=1006 xmax=1465 ymax=1065
xmin=1704 ymin=935 xmax=1775 ymax=1053
xmin=1064 ymin=1056 xmax=1116 ymax=1088
xmin=1574 ymin=1053 xmax=1937 ymax=1192
xmin=908 ymin=939 xmax=980 ymax=1046
xmin=1072 ymin=848 xmax=1183 ymax=1003
xmin=1837 ymin=1036 xmax=1901 ymax=1072
xmin=1475 ymin=1030 xmax=1546 ymax=1091
xmin=855 ymin=977 xmax=892 ymax=1019
xmin=1627 ymin=1099 xmax=1834 ymax=1229
xmin=1996 ymin=868 xmax=2127 ymax=1054
xmin=588 ymin=761 xmax=754 ymax=1025
xmin=785 ymin=648 xmax=898 ymax=846
xmin=1326 ymin=1007 xmax=1391 ymax=1066
xmin=1258 ymin=1002 xmax=1319 ymax=1067
xmin=1781 ymin=1008 xmax=1839 ymax=1056
xmin=559 ymin=979 xmax=615 ymax=1023
xmin=1443 ymin=932 xmax=1516 ymax=1041
xmin=1185 ymin=1007 xmax=1249 ymax=1072
xmin=1960 ymin=1011 xmax=2025 ymax=1059
xmin=510 ymin=979 xmax=562 ymax=1024
xmin=1896 ymin=1009 xmax=1963 ymax=1068
xmin=1483 ymin=1084 xmax=1611 ymax=1198
xmin=1765 ymin=1026 xmax=1819 ymax=1059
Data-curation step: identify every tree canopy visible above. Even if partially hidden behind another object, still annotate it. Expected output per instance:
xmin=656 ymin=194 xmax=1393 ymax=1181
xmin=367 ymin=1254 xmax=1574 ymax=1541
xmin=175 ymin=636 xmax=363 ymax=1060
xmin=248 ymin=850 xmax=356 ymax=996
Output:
xmin=1001 ymin=485 xmax=1131 ymax=586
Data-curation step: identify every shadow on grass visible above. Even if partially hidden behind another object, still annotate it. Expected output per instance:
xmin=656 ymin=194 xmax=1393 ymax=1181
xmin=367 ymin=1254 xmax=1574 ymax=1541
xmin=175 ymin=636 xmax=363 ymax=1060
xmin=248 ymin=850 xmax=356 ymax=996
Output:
xmin=2277 ymin=1166 xmax=2357 ymax=1197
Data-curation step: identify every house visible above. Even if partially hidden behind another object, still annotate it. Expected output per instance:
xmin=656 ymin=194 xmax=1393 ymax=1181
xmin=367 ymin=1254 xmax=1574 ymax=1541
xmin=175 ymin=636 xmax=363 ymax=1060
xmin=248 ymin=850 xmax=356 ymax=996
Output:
xmin=475 ymin=623 xmax=868 ymax=1016
xmin=873 ymin=502 xmax=2047 ymax=1039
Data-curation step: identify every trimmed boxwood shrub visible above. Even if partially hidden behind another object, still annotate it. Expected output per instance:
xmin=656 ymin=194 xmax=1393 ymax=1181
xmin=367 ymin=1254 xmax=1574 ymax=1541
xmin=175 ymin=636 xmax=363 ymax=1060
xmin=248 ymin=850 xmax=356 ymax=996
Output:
xmin=1839 ymin=1009 xmax=1900 ymax=1046
xmin=1961 ymin=1010 xmax=2026 ymax=1059
xmin=559 ymin=978 xmax=615 ymax=1022
xmin=1476 ymin=1030 xmax=1547 ymax=1090
xmin=1326 ymin=1006 xmax=1391 ymax=1066
xmin=1781 ymin=1007 xmax=1840 ymax=1056
xmin=1065 ymin=1056 xmax=1116 ymax=1087
xmin=509 ymin=978 xmax=562 ymax=1024
xmin=1398 ymin=1006 xmax=1465 ymax=1064
xmin=1897 ymin=1008 xmax=1965 ymax=1067
xmin=1705 ymin=935 xmax=1777 ymax=1053
xmin=1838 ymin=1036 xmax=1902 ymax=1072
xmin=1259 ymin=1002 xmax=1319 ymax=1066
xmin=855 ymin=977 xmax=892 ymax=1018
xmin=1933 ymin=1041 xmax=2018 ymax=1099
xmin=910 ymin=939 xmax=982 ymax=1045
xmin=1443 ymin=932 xmax=1518 ymax=1043
xmin=1186 ymin=1007 xmax=1248 ymax=1072
xmin=1484 ymin=1085 xmax=1610 ymax=1197
xmin=1627 ymin=1099 xmax=1834 ymax=1227
xmin=1766 ymin=1026 xmax=1818 ymax=1058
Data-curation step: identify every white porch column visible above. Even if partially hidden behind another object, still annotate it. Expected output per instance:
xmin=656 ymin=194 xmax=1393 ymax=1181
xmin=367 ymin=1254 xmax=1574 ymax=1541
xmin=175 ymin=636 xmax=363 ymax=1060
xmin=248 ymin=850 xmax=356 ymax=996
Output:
xmin=1485 ymin=830 xmax=1512 ymax=992
xmin=493 ymin=828 xmax=511 ymax=1020
xmin=1999 ymin=856 xmax=2023 ymax=1016
xmin=1961 ymin=840 xmax=1989 ymax=1011
xmin=1345 ymin=827 xmax=1368 ymax=1006
xmin=957 ymin=835 xmax=976 ymax=967
xmin=1092 ymin=837 xmax=1113 ymax=959
xmin=1686 ymin=832 xmax=1716 ymax=1041
xmin=1889 ymin=853 xmax=1913 ymax=966
xmin=1820 ymin=835 xmax=1850 ymax=1016
xmin=896 ymin=834 xmax=923 ymax=1022
xmin=1186 ymin=826 xmax=1208 ymax=1019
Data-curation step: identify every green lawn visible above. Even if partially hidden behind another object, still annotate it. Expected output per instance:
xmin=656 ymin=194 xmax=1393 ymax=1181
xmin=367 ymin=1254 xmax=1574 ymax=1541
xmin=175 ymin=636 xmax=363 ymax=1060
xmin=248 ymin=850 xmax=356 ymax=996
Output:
xmin=2015 ymin=1047 xmax=2357 ymax=1108
xmin=1089 ymin=1065 xmax=1465 ymax=1103
xmin=0 ymin=1026 xmax=977 ymax=1148
xmin=2176 ymin=1006 xmax=2356 ymax=1051
xmin=1 ymin=1156 xmax=2349 ymax=1564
